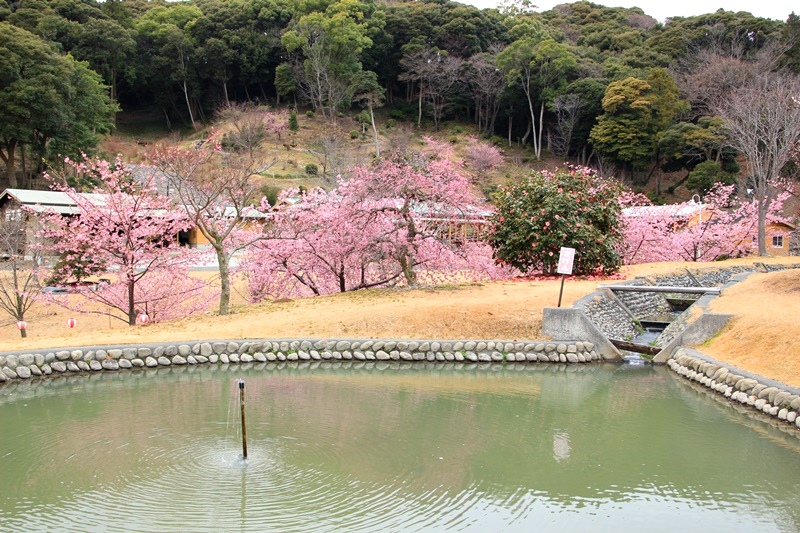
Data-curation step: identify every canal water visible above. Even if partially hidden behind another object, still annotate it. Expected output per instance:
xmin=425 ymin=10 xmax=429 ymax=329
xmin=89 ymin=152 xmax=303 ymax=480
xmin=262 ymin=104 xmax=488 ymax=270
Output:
xmin=1 ymin=363 xmax=799 ymax=532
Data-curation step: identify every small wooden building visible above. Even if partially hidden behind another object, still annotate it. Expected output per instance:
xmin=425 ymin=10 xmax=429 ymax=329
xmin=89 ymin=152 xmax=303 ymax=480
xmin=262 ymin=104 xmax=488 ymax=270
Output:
xmin=0 ymin=189 xmax=100 ymax=259
xmin=765 ymin=221 xmax=798 ymax=256
xmin=0 ymin=188 xmax=270 ymax=255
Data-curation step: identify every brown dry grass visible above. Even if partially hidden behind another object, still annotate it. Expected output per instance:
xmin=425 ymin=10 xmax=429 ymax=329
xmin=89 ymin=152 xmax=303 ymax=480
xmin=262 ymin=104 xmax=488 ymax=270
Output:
xmin=2 ymin=257 xmax=800 ymax=386
xmin=704 ymin=266 xmax=800 ymax=387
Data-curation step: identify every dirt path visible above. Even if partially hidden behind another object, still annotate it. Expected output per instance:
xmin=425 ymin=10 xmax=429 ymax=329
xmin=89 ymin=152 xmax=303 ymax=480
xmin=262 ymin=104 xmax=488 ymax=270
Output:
xmin=2 ymin=257 xmax=799 ymax=386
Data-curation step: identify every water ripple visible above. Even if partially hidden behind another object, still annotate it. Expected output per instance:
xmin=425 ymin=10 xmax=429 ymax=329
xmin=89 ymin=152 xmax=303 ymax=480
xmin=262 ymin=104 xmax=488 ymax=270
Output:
xmin=2 ymin=365 xmax=800 ymax=532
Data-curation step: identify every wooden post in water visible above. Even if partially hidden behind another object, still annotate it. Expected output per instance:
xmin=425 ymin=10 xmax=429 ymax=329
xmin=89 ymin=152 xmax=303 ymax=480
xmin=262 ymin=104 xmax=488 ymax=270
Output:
xmin=239 ymin=379 xmax=248 ymax=459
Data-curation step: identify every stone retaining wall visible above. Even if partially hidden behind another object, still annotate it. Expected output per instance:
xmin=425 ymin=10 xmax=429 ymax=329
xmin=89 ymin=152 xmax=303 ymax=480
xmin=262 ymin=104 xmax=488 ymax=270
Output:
xmin=614 ymin=284 xmax=671 ymax=320
xmin=668 ymin=348 xmax=800 ymax=430
xmin=0 ymin=338 xmax=601 ymax=383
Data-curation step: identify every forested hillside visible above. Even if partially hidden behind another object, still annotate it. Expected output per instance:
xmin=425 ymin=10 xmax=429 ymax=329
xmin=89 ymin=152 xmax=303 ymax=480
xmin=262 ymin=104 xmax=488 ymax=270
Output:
xmin=1 ymin=0 xmax=799 ymax=200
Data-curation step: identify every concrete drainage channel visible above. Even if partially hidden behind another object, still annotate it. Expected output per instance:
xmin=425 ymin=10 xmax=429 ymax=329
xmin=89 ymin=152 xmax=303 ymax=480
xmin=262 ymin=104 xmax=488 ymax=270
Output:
xmin=542 ymin=263 xmax=800 ymax=432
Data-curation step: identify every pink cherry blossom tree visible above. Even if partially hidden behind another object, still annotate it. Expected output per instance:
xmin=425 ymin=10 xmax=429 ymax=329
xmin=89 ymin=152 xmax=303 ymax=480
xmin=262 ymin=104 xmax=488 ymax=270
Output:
xmin=464 ymin=137 xmax=504 ymax=173
xmin=620 ymin=182 xmax=790 ymax=263
xmin=84 ymin=268 xmax=217 ymax=323
xmin=38 ymin=156 xmax=216 ymax=325
xmin=339 ymin=152 xmax=489 ymax=285
xmin=619 ymin=190 xmax=683 ymax=264
xmin=263 ymin=108 xmax=290 ymax=142
xmin=242 ymin=152 xmax=512 ymax=301
xmin=146 ymin=128 xmax=274 ymax=315
xmin=420 ymin=135 xmax=455 ymax=161
xmin=245 ymin=188 xmax=405 ymax=300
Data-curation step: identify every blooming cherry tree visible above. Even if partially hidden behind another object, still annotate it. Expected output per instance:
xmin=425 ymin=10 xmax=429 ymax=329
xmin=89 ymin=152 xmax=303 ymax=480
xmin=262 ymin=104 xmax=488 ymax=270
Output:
xmin=243 ymin=152 xmax=510 ymax=301
xmin=464 ymin=137 xmax=504 ymax=173
xmin=245 ymin=188 xmax=404 ymax=299
xmin=340 ymin=153 xmax=487 ymax=285
xmin=38 ymin=156 xmax=215 ymax=325
xmin=620 ymin=182 xmax=791 ymax=263
xmin=420 ymin=135 xmax=455 ymax=162
xmin=147 ymin=129 xmax=274 ymax=315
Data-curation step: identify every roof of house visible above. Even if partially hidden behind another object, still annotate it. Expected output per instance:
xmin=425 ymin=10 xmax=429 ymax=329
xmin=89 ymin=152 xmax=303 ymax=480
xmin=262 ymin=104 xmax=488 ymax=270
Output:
xmin=767 ymin=220 xmax=798 ymax=230
xmin=0 ymin=188 xmax=106 ymax=215
xmin=413 ymin=201 xmax=494 ymax=221
xmin=622 ymin=201 xmax=706 ymax=220
xmin=0 ymin=188 xmax=269 ymax=219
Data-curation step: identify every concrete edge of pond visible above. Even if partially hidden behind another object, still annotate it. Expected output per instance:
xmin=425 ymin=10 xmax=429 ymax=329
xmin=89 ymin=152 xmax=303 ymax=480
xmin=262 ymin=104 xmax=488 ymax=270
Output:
xmin=541 ymin=307 xmax=623 ymax=361
xmin=668 ymin=347 xmax=800 ymax=431
xmin=676 ymin=347 xmax=800 ymax=397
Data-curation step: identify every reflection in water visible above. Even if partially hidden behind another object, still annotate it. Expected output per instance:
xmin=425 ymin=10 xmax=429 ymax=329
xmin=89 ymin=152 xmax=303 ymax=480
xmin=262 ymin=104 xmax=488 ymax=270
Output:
xmin=240 ymin=463 xmax=247 ymax=533
xmin=552 ymin=431 xmax=571 ymax=463
xmin=1 ymin=362 xmax=799 ymax=532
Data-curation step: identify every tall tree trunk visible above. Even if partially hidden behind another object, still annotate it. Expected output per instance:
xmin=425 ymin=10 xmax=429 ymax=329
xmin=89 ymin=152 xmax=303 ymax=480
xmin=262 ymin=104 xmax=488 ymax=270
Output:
xmin=127 ymin=277 xmax=136 ymax=326
xmin=1 ymin=140 xmax=18 ymax=188
xmin=432 ymin=95 xmax=441 ymax=131
xmin=489 ymin=101 xmax=499 ymax=135
xmin=195 ymin=97 xmax=206 ymax=123
xmin=400 ymin=208 xmax=419 ymax=286
xmin=20 ymin=145 xmax=27 ymax=188
xmin=369 ymin=106 xmax=380 ymax=157
xmin=535 ymin=102 xmax=545 ymax=159
xmin=110 ymin=67 xmax=117 ymax=103
xmin=523 ymin=80 xmax=538 ymax=156
xmin=183 ymin=79 xmax=196 ymax=130
xmin=417 ymin=87 xmax=424 ymax=128
xmin=521 ymin=119 xmax=532 ymax=146
xmin=757 ymin=193 xmax=769 ymax=256
xmin=338 ymin=264 xmax=346 ymax=293
xmin=216 ymin=246 xmax=231 ymax=315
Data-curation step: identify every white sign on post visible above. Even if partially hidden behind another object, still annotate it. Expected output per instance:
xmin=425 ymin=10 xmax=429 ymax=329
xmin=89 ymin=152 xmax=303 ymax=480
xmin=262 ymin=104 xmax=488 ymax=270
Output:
xmin=556 ymin=247 xmax=575 ymax=275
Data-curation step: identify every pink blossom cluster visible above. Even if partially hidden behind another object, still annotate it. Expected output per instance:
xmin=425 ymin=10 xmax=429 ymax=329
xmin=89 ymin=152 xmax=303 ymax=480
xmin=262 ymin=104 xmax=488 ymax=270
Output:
xmin=242 ymin=154 xmax=516 ymax=301
xmin=36 ymin=156 xmax=218 ymax=325
xmin=619 ymin=182 xmax=790 ymax=263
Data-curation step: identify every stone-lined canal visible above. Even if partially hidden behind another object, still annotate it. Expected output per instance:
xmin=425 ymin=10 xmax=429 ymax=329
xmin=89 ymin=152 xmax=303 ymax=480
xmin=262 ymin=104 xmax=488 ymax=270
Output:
xmin=2 ymin=362 xmax=799 ymax=532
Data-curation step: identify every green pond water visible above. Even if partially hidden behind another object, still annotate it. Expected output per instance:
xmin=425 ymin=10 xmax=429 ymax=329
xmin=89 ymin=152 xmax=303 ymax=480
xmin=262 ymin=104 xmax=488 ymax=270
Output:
xmin=1 ymin=362 xmax=799 ymax=532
